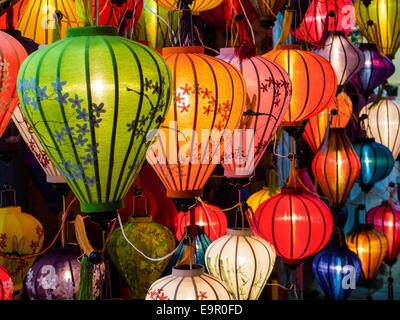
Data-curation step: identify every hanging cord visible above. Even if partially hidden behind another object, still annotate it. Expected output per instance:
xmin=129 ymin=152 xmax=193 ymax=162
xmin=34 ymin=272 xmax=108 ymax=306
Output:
xmin=196 ymin=197 xmax=220 ymax=240
xmin=194 ymin=26 xmax=220 ymax=55
xmin=265 ymin=281 xmax=298 ymax=300
xmin=388 ymin=266 xmax=394 ymax=300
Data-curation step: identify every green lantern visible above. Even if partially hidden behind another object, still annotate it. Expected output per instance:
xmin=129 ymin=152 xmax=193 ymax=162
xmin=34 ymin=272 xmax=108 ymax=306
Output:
xmin=16 ymin=26 xmax=172 ymax=224
xmin=107 ymin=216 xmax=175 ymax=299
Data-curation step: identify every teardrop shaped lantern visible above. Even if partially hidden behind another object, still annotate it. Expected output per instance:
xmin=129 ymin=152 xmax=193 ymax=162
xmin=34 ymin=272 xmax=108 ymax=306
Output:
xmin=205 ymin=228 xmax=276 ymax=300
xmin=354 ymin=138 xmax=394 ymax=193
xmin=217 ymin=48 xmax=291 ymax=177
xmin=263 ymin=45 xmax=337 ymax=126
xmin=16 ymin=0 xmax=83 ymax=45
xmin=174 ymin=202 xmax=227 ymax=242
xmin=246 ymin=186 xmax=281 ymax=213
xmin=158 ymin=0 xmax=224 ymax=14
xmin=312 ymin=31 xmax=365 ymax=89
xmin=247 ymin=0 xmax=286 ymax=28
xmin=366 ymin=201 xmax=400 ymax=267
xmin=359 ymin=97 xmax=400 ymax=160
xmin=0 ymin=30 xmax=28 ymax=138
xmin=146 ymin=264 xmax=231 ymax=300
xmin=146 ymin=46 xmax=245 ymax=200
xmin=312 ymin=128 xmax=361 ymax=212
xmin=0 ymin=265 xmax=13 ymax=300
xmin=17 ymin=26 xmax=172 ymax=223
xmin=254 ymin=187 xmax=334 ymax=264
xmin=303 ymin=92 xmax=353 ymax=153
xmin=354 ymin=0 xmax=400 ymax=59
xmin=349 ymin=43 xmax=395 ymax=101
xmin=293 ymin=0 xmax=355 ymax=45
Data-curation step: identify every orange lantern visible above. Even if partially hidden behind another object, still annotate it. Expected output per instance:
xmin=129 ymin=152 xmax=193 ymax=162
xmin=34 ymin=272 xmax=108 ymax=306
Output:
xmin=312 ymin=128 xmax=361 ymax=212
xmin=263 ymin=45 xmax=337 ymax=126
xmin=0 ymin=30 xmax=27 ymax=138
xmin=146 ymin=46 xmax=246 ymax=200
xmin=303 ymin=92 xmax=353 ymax=153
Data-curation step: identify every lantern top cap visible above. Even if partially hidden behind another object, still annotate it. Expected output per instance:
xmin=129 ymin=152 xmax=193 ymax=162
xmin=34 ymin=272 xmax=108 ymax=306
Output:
xmin=0 ymin=206 xmax=21 ymax=215
xmin=162 ymin=46 xmax=204 ymax=56
xmin=66 ymin=26 xmax=118 ymax=38
xmin=359 ymin=43 xmax=378 ymax=49
xmin=281 ymin=187 xmax=303 ymax=195
xmin=275 ymin=44 xmax=302 ymax=50
xmin=328 ymin=31 xmax=346 ymax=36
xmin=128 ymin=215 xmax=152 ymax=223
xmin=172 ymin=264 xmax=204 ymax=277
xmin=226 ymin=228 xmax=253 ymax=236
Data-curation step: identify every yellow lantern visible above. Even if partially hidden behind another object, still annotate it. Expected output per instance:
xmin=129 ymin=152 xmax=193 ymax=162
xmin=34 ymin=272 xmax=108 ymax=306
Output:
xmin=157 ymin=0 xmax=224 ymax=14
xmin=246 ymin=186 xmax=281 ymax=213
xmin=0 ymin=206 xmax=44 ymax=292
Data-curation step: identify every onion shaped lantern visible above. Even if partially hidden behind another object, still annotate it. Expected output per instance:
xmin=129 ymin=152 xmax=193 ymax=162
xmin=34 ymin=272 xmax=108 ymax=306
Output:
xmin=354 ymin=0 xmax=400 ymax=59
xmin=254 ymin=187 xmax=333 ymax=264
xmin=312 ymin=128 xmax=361 ymax=212
xmin=247 ymin=0 xmax=286 ymax=29
xmin=174 ymin=202 xmax=227 ymax=242
xmin=246 ymin=186 xmax=281 ymax=213
xmin=359 ymin=97 xmax=400 ymax=160
xmin=263 ymin=45 xmax=337 ymax=126
xmin=146 ymin=46 xmax=245 ymax=200
xmin=303 ymin=92 xmax=353 ymax=153
xmin=0 ymin=265 xmax=13 ymax=300
xmin=146 ymin=264 xmax=231 ymax=300
xmin=366 ymin=201 xmax=400 ymax=267
xmin=16 ymin=26 xmax=172 ymax=223
xmin=349 ymin=43 xmax=395 ymax=101
xmin=157 ymin=0 xmax=224 ymax=14
xmin=293 ymin=0 xmax=355 ymax=45
xmin=312 ymin=31 xmax=365 ymax=89
xmin=205 ymin=228 xmax=276 ymax=300
xmin=16 ymin=0 xmax=83 ymax=45
xmin=354 ymin=138 xmax=394 ymax=193
xmin=217 ymin=48 xmax=291 ymax=177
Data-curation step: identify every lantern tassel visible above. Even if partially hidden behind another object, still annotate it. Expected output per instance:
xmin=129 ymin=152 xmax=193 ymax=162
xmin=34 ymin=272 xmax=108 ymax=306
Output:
xmin=78 ymin=257 xmax=95 ymax=300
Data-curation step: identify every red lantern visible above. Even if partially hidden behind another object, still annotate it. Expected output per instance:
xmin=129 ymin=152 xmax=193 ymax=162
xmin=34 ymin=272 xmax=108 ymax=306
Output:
xmin=94 ymin=0 xmax=143 ymax=26
xmin=254 ymin=187 xmax=333 ymax=264
xmin=0 ymin=0 xmax=28 ymax=29
xmin=0 ymin=30 xmax=27 ymax=138
xmin=0 ymin=265 xmax=13 ymax=300
xmin=366 ymin=201 xmax=400 ymax=267
xmin=175 ymin=202 xmax=227 ymax=242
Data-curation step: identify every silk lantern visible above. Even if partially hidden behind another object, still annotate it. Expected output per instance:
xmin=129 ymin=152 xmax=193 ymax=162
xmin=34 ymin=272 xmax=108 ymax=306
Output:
xmin=0 ymin=265 xmax=13 ymax=300
xmin=16 ymin=0 xmax=83 ymax=45
xmin=354 ymin=138 xmax=394 ymax=193
xmin=354 ymin=0 xmax=400 ymax=59
xmin=157 ymin=0 xmax=224 ymax=13
xmin=94 ymin=0 xmax=143 ymax=27
xmin=146 ymin=264 xmax=231 ymax=300
xmin=263 ymin=45 xmax=337 ymax=126
xmin=247 ymin=0 xmax=285 ymax=28
xmin=366 ymin=201 xmax=400 ymax=267
xmin=349 ymin=43 xmax=395 ymax=101
xmin=146 ymin=46 xmax=245 ymax=199
xmin=312 ymin=128 xmax=361 ymax=212
xmin=303 ymin=92 xmax=353 ymax=153
xmin=0 ymin=206 xmax=44 ymax=292
xmin=217 ymin=48 xmax=291 ymax=177
xmin=312 ymin=31 xmax=365 ymax=89
xmin=0 ymin=0 xmax=28 ymax=29
xmin=25 ymin=245 xmax=103 ymax=300
xmin=246 ymin=186 xmax=281 ymax=213
xmin=16 ymin=26 xmax=172 ymax=222
xmin=359 ymin=97 xmax=400 ymax=160
xmin=205 ymin=228 xmax=276 ymax=300
xmin=107 ymin=215 xmax=175 ymax=299
xmin=293 ymin=0 xmax=355 ymax=45
xmin=174 ymin=202 xmax=227 ymax=242
xmin=0 ymin=30 xmax=27 ymax=138
xmin=254 ymin=187 xmax=333 ymax=264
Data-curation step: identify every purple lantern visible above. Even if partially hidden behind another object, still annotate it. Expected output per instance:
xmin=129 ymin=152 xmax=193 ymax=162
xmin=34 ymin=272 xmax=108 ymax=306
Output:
xmin=350 ymin=43 xmax=395 ymax=101
xmin=25 ymin=246 xmax=104 ymax=300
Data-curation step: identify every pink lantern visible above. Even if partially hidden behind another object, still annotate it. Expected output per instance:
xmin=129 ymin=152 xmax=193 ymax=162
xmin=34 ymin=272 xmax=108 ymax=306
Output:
xmin=217 ymin=48 xmax=292 ymax=177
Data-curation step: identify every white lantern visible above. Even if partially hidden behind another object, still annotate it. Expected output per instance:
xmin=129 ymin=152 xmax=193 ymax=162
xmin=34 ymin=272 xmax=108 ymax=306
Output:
xmin=205 ymin=228 xmax=276 ymax=300
xmin=146 ymin=264 xmax=231 ymax=300
xmin=359 ymin=97 xmax=400 ymax=159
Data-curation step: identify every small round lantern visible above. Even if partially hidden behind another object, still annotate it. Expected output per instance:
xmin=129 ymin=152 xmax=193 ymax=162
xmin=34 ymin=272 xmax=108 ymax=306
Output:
xmin=0 ymin=265 xmax=13 ymax=300
xmin=146 ymin=264 xmax=231 ymax=300
xmin=205 ymin=228 xmax=276 ymax=300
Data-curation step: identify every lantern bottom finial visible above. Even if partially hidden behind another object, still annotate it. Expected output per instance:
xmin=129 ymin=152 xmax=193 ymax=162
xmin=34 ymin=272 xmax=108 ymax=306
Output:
xmin=88 ymin=211 xmax=118 ymax=231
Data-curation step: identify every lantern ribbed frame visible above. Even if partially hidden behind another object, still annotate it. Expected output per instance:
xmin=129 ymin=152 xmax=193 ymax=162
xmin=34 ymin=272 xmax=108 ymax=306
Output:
xmin=0 ymin=0 xmax=27 ymax=29
xmin=95 ymin=0 xmax=143 ymax=27
xmin=0 ymin=265 xmax=13 ymax=300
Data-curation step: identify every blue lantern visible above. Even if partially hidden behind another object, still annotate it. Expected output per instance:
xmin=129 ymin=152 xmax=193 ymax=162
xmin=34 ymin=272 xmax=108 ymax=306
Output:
xmin=353 ymin=138 xmax=394 ymax=193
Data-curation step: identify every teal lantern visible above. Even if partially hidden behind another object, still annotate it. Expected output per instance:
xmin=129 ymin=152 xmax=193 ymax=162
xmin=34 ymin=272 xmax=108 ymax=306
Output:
xmin=16 ymin=26 xmax=172 ymax=225
xmin=353 ymin=138 xmax=394 ymax=193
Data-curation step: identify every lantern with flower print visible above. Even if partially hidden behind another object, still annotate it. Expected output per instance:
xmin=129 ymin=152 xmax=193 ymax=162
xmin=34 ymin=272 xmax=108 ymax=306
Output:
xmin=0 ymin=265 xmax=13 ymax=300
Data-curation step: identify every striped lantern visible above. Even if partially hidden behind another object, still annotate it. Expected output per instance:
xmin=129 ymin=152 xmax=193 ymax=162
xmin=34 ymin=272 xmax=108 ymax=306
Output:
xmin=146 ymin=46 xmax=245 ymax=199
xmin=146 ymin=264 xmax=231 ymax=300
xmin=359 ymin=97 xmax=400 ymax=160
xmin=16 ymin=26 xmax=172 ymax=216
xmin=205 ymin=228 xmax=276 ymax=300
xmin=0 ymin=265 xmax=13 ymax=300
xmin=312 ymin=31 xmax=365 ymax=89
xmin=312 ymin=128 xmax=361 ymax=212
xmin=217 ymin=48 xmax=291 ymax=178
xmin=16 ymin=0 xmax=83 ymax=45
xmin=246 ymin=186 xmax=281 ymax=213
xmin=263 ymin=45 xmax=337 ymax=126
